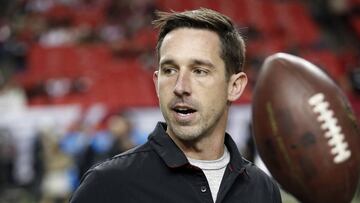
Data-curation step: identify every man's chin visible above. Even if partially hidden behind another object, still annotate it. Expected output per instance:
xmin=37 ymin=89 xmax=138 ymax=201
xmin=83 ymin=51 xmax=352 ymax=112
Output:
xmin=169 ymin=125 xmax=202 ymax=142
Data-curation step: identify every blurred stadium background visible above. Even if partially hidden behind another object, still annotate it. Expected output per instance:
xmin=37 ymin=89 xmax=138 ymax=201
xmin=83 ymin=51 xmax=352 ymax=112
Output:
xmin=0 ymin=0 xmax=359 ymax=202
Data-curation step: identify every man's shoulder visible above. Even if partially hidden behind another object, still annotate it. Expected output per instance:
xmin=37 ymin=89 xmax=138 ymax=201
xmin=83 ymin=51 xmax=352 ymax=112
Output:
xmin=70 ymin=143 xmax=157 ymax=203
xmin=228 ymin=158 xmax=282 ymax=202
xmin=77 ymin=142 xmax=160 ymax=188
xmin=241 ymin=158 xmax=279 ymax=188
xmin=242 ymin=158 xmax=266 ymax=175
xmin=93 ymin=142 xmax=154 ymax=172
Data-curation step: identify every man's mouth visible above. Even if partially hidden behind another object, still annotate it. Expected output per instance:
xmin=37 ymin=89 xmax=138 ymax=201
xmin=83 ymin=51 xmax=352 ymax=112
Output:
xmin=171 ymin=103 xmax=197 ymax=117
xmin=173 ymin=107 xmax=197 ymax=115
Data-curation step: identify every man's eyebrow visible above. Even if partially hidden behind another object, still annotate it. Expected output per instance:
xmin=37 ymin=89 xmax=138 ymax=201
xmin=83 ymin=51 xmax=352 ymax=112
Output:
xmin=192 ymin=59 xmax=215 ymax=68
xmin=159 ymin=59 xmax=176 ymax=67
xmin=159 ymin=58 xmax=215 ymax=68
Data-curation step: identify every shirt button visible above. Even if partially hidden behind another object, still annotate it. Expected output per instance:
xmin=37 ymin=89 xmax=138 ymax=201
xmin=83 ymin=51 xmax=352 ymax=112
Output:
xmin=200 ymin=186 xmax=207 ymax=193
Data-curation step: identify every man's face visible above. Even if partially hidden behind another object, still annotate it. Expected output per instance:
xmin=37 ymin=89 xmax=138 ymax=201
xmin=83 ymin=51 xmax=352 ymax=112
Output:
xmin=154 ymin=28 xmax=233 ymax=141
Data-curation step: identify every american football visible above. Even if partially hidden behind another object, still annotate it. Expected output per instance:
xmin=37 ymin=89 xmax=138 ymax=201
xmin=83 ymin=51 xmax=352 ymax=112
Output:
xmin=252 ymin=53 xmax=360 ymax=203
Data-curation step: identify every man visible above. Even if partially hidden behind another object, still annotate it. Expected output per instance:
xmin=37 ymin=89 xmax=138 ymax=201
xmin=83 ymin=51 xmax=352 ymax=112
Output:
xmin=70 ymin=8 xmax=282 ymax=203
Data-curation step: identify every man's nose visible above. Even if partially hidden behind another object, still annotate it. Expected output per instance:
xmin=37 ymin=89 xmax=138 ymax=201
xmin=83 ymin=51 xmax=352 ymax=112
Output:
xmin=173 ymin=70 xmax=191 ymax=97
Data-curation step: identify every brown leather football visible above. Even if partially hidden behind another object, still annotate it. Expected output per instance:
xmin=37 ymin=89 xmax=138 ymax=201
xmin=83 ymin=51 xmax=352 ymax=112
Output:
xmin=252 ymin=53 xmax=360 ymax=203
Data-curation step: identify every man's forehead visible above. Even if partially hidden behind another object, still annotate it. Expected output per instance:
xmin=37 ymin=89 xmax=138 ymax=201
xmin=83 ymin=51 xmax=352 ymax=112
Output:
xmin=159 ymin=28 xmax=221 ymax=56
xmin=163 ymin=27 xmax=219 ymax=41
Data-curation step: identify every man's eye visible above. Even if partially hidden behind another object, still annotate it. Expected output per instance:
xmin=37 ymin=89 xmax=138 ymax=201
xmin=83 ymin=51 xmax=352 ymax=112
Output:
xmin=193 ymin=68 xmax=208 ymax=76
xmin=161 ymin=67 xmax=177 ymax=75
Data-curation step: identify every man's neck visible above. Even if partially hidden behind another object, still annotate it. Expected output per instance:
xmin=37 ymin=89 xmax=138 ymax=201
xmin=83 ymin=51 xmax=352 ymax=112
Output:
xmin=168 ymin=127 xmax=226 ymax=160
xmin=166 ymin=107 xmax=230 ymax=160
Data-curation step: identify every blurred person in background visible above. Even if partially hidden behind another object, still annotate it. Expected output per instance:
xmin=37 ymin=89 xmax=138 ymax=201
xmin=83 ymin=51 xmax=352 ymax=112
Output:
xmin=0 ymin=128 xmax=15 ymax=200
xmin=78 ymin=113 xmax=135 ymax=178
xmin=70 ymin=8 xmax=281 ymax=203
xmin=0 ymin=68 xmax=27 ymax=113
xmin=39 ymin=125 xmax=74 ymax=203
xmin=106 ymin=113 xmax=135 ymax=156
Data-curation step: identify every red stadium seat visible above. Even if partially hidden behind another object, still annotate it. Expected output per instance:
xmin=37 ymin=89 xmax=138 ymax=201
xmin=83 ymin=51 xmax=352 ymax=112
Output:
xmin=300 ymin=50 xmax=345 ymax=81
xmin=247 ymin=1 xmax=279 ymax=34
xmin=349 ymin=0 xmax=360 ymax=6
xmin=351 ymin=16 xmax=360 ymax=39
xmin=218 ymin=0 xmax=249 ymax=26
xmin=73 ymin=7 xmax=105 ymax=28
xmin=277 ymin=2 xmax=320 ymax=46
xmin=28 ymin=44 xmax=112 ymax=78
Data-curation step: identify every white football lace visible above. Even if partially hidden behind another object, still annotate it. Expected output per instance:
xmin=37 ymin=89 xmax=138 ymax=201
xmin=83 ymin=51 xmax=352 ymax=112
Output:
xmin=308 ymin=93 xmax=351 ymax=164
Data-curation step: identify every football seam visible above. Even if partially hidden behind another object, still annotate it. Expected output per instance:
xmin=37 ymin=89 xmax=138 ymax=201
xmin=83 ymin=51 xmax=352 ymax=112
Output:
xmin=308 ymin=92 xmax=351 ymax=164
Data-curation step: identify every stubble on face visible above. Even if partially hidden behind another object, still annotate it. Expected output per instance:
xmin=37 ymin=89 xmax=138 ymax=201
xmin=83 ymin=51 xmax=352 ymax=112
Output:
xmin=156 ymin=28 xmax=229 ymax=144
xmin=162 ymin=96 xmax=226 ymax=142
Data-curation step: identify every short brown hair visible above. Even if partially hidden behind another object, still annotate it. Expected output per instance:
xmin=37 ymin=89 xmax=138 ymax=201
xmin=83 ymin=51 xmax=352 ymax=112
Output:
xmin=152 ymin=8 xmax=246 ymax=77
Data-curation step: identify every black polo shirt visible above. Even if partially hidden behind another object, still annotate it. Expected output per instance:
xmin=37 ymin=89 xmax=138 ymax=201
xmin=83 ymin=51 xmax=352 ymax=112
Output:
xmin=70 ymin=122 xmax=282 ymax=203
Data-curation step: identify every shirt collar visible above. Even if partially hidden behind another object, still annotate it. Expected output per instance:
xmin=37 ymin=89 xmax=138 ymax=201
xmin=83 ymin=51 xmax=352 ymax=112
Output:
xmin=148 ymin=122 xmax=245 ymax=171
xmin=224 ymin=131 xmax=245 ymax=172
xmin=148 ymin=122 xmax=189 ymax=168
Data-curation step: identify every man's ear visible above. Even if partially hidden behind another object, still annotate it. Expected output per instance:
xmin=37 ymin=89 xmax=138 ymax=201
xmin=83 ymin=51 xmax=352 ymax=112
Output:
xmin=153 ymin=71 xmax=159 ymax=97
xmin=227 ymin=72 xmax=247 ymax=102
